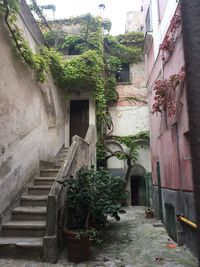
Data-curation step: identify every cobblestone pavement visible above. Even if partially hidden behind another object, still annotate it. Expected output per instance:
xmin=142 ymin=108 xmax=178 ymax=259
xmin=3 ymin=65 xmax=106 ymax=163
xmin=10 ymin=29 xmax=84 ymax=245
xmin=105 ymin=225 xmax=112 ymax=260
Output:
xmin=0 ymin=206 xmax=198 ymax=267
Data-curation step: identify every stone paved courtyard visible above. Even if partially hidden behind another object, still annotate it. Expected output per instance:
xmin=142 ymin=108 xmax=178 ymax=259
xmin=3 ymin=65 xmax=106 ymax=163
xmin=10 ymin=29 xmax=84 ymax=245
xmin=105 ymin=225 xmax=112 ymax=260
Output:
xmin=0 ymin=206 xmax=198 ymax=267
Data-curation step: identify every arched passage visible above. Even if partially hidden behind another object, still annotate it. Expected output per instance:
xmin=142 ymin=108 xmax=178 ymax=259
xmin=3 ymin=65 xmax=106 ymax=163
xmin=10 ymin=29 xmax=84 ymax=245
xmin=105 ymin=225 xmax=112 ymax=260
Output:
xmin=106 ymin=140 xmax=125 ymax=177
xmin=130 ymin=164 xmax=147 ymax=206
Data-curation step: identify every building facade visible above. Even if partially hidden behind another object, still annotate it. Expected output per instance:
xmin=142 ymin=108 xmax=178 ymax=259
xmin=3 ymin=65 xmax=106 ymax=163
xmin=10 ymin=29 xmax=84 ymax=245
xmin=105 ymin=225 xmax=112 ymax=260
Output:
xmin=0 ymin=0 xmax=96 ymax=236
xmin=107 ymin=10 xmax=151 ymax=207
xmin=143 ymin=0 xmax=196 ymax=253
xmin=125 ymin=11 xmax=144 ymax=33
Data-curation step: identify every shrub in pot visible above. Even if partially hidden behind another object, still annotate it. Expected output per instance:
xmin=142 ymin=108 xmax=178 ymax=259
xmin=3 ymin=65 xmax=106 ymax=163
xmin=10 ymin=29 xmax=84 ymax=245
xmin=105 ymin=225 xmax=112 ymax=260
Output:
xmin=59 ymin=166 xmax=127 ymax=262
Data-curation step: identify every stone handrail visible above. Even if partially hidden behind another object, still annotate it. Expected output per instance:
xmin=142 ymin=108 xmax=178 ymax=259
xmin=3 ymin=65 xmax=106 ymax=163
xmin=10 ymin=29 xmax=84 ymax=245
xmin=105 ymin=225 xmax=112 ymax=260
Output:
xmin=43 ymin=124 xmax=96 ymax=263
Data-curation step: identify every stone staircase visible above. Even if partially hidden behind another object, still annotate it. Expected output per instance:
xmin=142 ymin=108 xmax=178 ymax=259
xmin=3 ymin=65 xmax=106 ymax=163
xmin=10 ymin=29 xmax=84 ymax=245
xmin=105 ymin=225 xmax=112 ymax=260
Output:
xmin=0 ymin=147 xmax=68 ymax=259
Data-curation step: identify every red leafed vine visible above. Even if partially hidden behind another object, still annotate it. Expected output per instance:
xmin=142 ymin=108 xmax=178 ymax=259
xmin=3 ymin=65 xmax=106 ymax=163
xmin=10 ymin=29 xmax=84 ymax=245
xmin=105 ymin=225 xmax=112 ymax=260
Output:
xmin=160 ymin=4 xmax=181 ymax=63
xmin=152 ymin=67 xmax=185 ymax=116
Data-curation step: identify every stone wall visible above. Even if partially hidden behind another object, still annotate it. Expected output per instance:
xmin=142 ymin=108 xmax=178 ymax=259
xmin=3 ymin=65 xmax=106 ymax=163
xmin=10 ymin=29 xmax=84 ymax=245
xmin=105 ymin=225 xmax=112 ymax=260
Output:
xmin=125 ymin=11 xmax=143 ymax=33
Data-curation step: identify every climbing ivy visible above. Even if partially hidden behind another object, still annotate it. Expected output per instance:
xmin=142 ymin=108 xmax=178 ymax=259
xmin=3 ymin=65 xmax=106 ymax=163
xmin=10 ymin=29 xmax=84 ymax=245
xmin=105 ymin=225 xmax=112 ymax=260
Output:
xmin=1 ymin=0 xmax=145 ymax=172
xmin=117 ymin=32 xmax=144 ymax=47
xmin=104 ymin=34 xmax=143 ymax=64
xmin=0 ymin=0 xmax=19 ymax=16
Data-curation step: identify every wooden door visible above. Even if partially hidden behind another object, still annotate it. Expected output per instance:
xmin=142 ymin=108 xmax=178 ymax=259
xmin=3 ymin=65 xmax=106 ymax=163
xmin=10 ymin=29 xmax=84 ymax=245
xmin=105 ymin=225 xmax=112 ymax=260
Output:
xmin=70 ymin=100 xmax=89 ymax=144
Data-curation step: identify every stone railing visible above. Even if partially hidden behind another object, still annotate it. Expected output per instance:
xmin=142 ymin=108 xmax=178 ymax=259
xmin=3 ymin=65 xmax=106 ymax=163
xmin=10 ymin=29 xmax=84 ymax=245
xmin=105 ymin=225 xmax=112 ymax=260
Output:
xmin=43 ymin=124 xmax=96 ymax=263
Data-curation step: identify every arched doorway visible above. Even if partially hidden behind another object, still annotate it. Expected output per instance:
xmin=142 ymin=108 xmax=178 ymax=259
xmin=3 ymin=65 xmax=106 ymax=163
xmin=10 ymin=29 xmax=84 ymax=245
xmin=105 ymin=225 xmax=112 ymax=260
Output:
xmin=130 ymin=164 xmax=147 ymax=206
xmin=106 ymin=141 xmax=125 ymax=177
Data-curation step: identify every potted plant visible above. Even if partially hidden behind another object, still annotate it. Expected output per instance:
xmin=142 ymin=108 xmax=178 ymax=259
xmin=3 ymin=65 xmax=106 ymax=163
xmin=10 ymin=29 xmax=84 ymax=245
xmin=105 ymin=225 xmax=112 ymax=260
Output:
xmin=59 ymin=166 xmax=127 ymax=262
xmin=59 ymin=167 xmax=96 ymax=262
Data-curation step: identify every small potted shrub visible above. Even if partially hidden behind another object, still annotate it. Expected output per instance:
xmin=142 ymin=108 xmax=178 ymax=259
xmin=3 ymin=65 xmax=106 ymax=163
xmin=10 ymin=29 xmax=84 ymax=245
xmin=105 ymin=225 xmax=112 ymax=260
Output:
xmin=59 ymin=166 xmax=127 ymax=262
xmin=59 ymin=167 xmax=96 ymax=262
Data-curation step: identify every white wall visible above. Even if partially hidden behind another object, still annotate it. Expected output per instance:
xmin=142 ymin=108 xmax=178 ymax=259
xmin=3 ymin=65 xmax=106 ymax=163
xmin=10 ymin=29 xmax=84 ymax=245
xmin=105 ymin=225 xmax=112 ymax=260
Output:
xmin=109 ymin=105 xmax=149 ymax=136
xmin=150 ymin=0 xmax=179 ymax=59
xmin=107 ymin=60 xmax=151 ymax=206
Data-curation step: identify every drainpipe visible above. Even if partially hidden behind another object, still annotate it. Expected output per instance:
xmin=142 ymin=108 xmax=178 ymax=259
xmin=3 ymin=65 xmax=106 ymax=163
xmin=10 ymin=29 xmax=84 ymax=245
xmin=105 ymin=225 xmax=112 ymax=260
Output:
xmin=175 ymin=124 xmax=184 ymax=213
xmin=175 ymin=124 xmax=185 ymax=246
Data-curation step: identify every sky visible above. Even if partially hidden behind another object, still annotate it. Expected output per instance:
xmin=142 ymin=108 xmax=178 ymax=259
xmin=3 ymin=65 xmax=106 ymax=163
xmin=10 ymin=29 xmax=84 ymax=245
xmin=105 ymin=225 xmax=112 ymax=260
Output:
xmin=35 ymin=0 xmax=142 ymax=35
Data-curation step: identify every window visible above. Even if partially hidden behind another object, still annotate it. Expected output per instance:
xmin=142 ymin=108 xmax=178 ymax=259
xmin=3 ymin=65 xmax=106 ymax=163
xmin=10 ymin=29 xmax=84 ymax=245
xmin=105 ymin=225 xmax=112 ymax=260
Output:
xmin=115 ymin=63 xmax=130 ymax=83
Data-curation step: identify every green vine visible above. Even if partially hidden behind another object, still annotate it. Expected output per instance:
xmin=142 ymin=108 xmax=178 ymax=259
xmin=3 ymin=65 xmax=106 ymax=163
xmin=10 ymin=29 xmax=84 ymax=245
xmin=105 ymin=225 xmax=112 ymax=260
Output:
xmin=104 ymin=34 xmax=143 ymax=64
xmin=1 ymin=1 xmax=145 ymax=174
xmin=105 ymin=131 xmax=150 ymax=181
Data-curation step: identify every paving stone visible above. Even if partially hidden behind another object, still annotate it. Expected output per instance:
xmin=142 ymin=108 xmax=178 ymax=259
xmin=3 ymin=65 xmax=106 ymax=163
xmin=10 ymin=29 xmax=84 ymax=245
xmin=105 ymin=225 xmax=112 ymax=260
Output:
xmin=103 ymin=261 xmax=117 ymax=267
xmin=0 ymin=207 xmax=198 ymax=267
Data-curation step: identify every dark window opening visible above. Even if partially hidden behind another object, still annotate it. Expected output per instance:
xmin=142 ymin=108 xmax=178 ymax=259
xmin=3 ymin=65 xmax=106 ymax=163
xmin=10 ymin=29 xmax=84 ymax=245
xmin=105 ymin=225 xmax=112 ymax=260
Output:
xmin=115 ymin=63 xmax=130 ymax=83
xmin=131 ymin=175 xmax=147 ymax=206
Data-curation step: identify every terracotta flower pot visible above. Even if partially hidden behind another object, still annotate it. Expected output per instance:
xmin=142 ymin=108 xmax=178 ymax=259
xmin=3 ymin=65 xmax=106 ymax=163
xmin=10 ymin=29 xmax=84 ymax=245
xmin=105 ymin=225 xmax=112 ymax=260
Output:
xmin=64 ymin=229 xmax=90 ymax=262
xmin=145 ymin=208 xmax=154 ymax=219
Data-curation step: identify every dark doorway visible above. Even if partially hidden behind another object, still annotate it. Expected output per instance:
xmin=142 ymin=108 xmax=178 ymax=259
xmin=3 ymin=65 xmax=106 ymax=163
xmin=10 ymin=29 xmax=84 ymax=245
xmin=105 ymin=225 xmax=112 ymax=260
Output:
xmin=156 ymin=161 xmax=163 ymax=222
xmin=131 ymin=175 xmax=147 ymax=206
xmin=165 ymin=203 xmax=177 ymax=242
xmin=131 ymin=176 xmax=139 ymax=205
xmin=70 ymin=100 xmax=89 ymax=144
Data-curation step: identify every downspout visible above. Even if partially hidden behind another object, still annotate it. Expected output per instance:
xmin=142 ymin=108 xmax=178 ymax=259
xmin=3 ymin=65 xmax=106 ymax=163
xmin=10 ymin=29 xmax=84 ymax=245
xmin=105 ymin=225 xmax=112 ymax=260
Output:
xmin=175 ymin=118 xmax=186 ymax=247
xmin=175 ymin=123 xmax=184 ymax=215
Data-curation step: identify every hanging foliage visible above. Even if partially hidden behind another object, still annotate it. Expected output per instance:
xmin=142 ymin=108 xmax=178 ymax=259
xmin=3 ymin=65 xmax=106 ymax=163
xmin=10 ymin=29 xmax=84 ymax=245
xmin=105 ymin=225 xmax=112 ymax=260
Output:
xmin=1 ymin=0 xmax=146 ymax=172
xmin=152 ymin=67 xmax=185 ymax=116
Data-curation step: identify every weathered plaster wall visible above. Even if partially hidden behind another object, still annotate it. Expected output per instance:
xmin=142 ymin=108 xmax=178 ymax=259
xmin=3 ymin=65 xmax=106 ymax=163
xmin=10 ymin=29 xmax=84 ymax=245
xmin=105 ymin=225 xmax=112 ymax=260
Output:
xmin=148 ymin=36 xmax=192 ymax=191
xmin=125 ymin=11 xmax=143 ymax=33
xmin=109 ymin=106 xmax=149 ymax=136
xmin=107 ymin=60 xmax=151 ymax=206
xmin=144 ymin=0 xmax=195 ymax=253
xmin=0 ymin=19 xmax=65 ymax=218
xmin=143 ymin=0 xmax=178 ymax=63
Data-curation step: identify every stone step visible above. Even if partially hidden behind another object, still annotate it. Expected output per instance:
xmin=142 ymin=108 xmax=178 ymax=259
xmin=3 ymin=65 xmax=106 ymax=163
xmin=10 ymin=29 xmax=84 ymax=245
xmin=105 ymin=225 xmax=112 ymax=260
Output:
xmin=56 ymin=158 xmax=64 ymax=162
xmin=20 ymin=195 xmax=48 ymax=207
xmin=34 ymin=177 xmax=55 ymax=186
xmin=58 ymin=153 xmax=67 ymax=158
xmin=54 ymin=163 xmax=63 ymax=167
xmin=28 ymin=185 xmax=52 ymax=195
xmin=40 ymin=169 xmax=59 ymax=177
xmin=1 ymin=221 xmax=46 ymax=237
xmin=57 ymin=157 xmax=66 ymax=163
xmin=0 ymin=237 xmax=43 ymax=259
xmin=12 ymin=207 xmax=46 ymax=221
xmin=56 ymin=160 xmax=64 ymax=165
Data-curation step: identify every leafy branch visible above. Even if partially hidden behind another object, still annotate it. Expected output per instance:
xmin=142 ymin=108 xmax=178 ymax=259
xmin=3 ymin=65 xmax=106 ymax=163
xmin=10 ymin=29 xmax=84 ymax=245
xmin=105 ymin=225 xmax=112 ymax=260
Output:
xmin=103 ymin=131 xmax=150 ymax=182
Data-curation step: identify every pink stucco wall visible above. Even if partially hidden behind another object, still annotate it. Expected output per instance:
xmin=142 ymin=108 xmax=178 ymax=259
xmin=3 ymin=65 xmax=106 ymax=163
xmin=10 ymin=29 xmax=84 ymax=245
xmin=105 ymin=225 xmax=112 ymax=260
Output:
xmin=146 ymin=30 xmax=193 ymax=191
